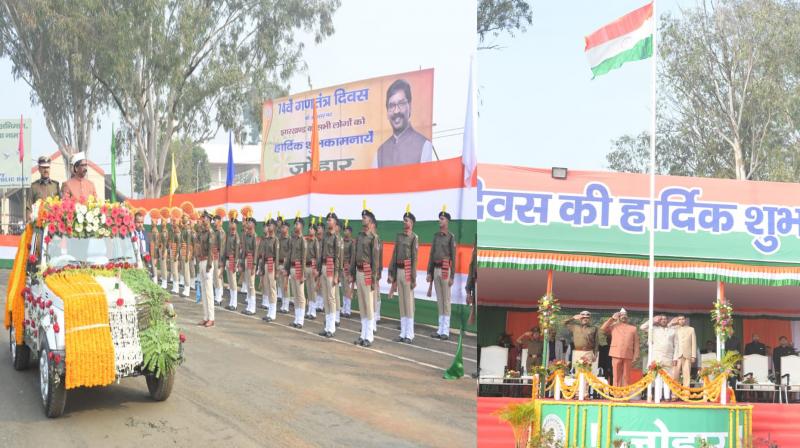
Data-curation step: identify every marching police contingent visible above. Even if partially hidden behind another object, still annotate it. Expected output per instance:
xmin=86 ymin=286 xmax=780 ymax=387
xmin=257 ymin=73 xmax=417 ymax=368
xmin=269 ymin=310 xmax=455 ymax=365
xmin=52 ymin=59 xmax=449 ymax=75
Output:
xmin=139 ymin=201 xmax=460 ymax=346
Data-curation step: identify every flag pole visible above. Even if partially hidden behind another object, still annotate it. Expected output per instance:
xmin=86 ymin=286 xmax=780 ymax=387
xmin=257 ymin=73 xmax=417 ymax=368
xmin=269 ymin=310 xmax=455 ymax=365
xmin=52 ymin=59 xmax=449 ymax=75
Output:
xmin=646 ymin=0 xmax=657 ymax=401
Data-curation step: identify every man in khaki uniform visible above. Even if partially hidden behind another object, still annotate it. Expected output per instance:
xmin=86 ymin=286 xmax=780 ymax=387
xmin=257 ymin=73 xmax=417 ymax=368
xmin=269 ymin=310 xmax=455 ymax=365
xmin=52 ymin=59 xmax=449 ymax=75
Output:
xmin=318 ymin=212 xmax=342 ymax=337
xmin=224 ymin=210 xmax=241 ymax=310
xmin=305 ymin=221 xmax=320 ymax=320
xmin=211 ymin=209 xmax=226 ymax=305
xmin=600 ymin=308 xmax=640 ymax=387
xmin=258 ymin=217 xmax=279 ymax=322
xmin=169 ymin=212 xmax=182 ymax=294
xmin=389 ymin=209 xmax=418 ymax=343
xmin=179 ymin=214 xmax=193 ymax=297
xmin=284 ymin=216 xmax=307 ymax=328
xmin=516 ymin=327 xmax=544 ymax=373
xmin=427 ymin=210 xmax=456 ymax=340
xmin=28 ymin=156 xmax=60 ymax=221
xmin=196 ymin=212 xmax=215 ymax=327
xmin=341 ymin=222 xmax=354 ymax=318
xmin=240 ymin=213 xmax=258 ymax=315
xmin=314 ymin=222 xmax=325 ymax=313
xmin=278 ymin=219 xmax=292 ymax=314
xmin=159 ymin=208 xmax=170 ymax=289
xmin=672 ymin=315 xmax=696 ymax=388
xmin=564 ymin=310 xmax=599 ymax=365
xmin=371 ymin=223 xmax=384 ymax=335
xmin=333 ymin=218 xmax=344 ymax=326
xmin=350 ymin=209 xmax=379 ymax=347
xmin=148 ymin=210 xmax=161 ymax=283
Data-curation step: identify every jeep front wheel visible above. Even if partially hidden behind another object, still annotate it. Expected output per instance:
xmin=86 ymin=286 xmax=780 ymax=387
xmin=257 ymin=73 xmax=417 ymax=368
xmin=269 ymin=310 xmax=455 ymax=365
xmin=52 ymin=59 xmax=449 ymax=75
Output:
xmin=39 ymin=341 xmax=67 ymax=418
xmin=9 ymin=322 xmax=30 ymax=371
xmin=145 ymin=370 xmax=175 ymax=401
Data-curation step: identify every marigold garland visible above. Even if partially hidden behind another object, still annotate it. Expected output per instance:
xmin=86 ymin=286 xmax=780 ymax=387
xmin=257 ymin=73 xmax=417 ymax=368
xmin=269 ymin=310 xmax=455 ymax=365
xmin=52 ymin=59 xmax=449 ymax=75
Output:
xmin=45 ymin=272 xmax=116 ymax=389
xmin=4 ymin=224 xmax=33 ymax=344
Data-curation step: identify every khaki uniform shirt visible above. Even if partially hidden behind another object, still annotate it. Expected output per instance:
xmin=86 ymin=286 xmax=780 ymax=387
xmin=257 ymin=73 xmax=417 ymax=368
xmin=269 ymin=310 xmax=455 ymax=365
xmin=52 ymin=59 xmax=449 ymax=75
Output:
xmin=389 ymin=231 xmax=418 ymax=280
xmin=566 ymin=322 xmax=598 ymax=352
xmin=224 ymin=230 xmax=240 ymax=263
xmin=258 ymin=235 xmax=279 ymax=273
xmin=319 ymin=231 xmax=342 ymax=275
xmin=284 ymin=234 xmax=307 ymax=272
xmin=350 ymin=231 xmax=378 ymax=282
xmin=211 ymin=227 xmax=226 ymax=260
xmin=195 ymin=228 xmax=211 ymax=261
xmin=306 ymin=235 xmax=319 ymax=268
xmin=240 ymin=232 xmax=257 ymax=268
xmin=466 ymin=247 xmax=477 ymax=294
xmin=28 ymin=177 xmax=60 ymax=219
xmin=427 ymin=231 xmax=456 ymax=277
xmin=278 ymin=235 xmax=290 ymax=263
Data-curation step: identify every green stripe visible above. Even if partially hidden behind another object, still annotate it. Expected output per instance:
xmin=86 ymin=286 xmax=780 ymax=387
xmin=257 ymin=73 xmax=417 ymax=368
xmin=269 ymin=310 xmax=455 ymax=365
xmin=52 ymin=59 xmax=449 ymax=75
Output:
xmin=478 ymin=259 xmax=800 ymax=287
xmin=591 ymin=35 xmax=652 ymax=77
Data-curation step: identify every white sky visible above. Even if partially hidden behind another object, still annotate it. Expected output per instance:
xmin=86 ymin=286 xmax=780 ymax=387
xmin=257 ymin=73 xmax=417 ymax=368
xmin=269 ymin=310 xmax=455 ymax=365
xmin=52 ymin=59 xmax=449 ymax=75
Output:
xmin=0 ymin=0 xmax=476 ymax=197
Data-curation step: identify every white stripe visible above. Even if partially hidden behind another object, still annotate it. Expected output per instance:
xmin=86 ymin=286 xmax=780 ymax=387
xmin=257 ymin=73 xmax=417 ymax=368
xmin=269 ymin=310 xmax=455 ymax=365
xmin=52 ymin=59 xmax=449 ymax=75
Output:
xmin=586 ymin=17 xmax=653 ymax=68
xmin=479 ymin=254 xmax=800 ymax=282
xmin=0 ymin=246 xmax=16 ymax=259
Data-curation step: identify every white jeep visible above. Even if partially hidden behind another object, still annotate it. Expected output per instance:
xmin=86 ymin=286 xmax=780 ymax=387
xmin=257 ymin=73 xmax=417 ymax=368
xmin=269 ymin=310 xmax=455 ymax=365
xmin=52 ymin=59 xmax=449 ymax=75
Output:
xmin=8 ymin=224 xmax=183 ymax=418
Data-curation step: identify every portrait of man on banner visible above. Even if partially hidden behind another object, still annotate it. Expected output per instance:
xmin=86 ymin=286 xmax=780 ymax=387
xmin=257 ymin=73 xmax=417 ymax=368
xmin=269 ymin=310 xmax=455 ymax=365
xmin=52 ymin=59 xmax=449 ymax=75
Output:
xmin=374 ymin=79 xmax=434 ymax=168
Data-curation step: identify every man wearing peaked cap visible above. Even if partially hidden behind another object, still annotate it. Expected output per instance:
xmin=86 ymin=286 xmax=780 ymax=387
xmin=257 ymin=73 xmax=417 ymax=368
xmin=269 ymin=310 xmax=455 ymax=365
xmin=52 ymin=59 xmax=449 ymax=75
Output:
xmin=564 ymin=310 xmax=599 ymax=367
xmin=277 ymin=217 xmax=292 ymax=313
xmin=317 ymin=211 xmax=342 ymax=337
xmin=285 ymin=215 xmax=307 ymax=327
xmin=389 ymin=206 xmax=419 ymax=343
xmin=304 ymin=219 xmax=320 ymax=320
xmin=600 ymin=308 xmax=639 ymax=387
xmin=341 ymin=220 xmax=354 ymax=318
xmin=224 ymin=210 xmax=241 ymax=310
xmin=211 ymin=208 xmax=227 ymax=305
xmin=351 ymin=207 xmax=379 ymax=346
xmin=427 ymin=206 xmax=456 ymax=340
xmin=240 ymin=210 xmax=258 ymax=315
xmin=28 ymin=155 xmax=60 ymax=221
xmin=370 ymin=220 xmax=384 ymax=335
xmin=258 ymin=217 xmax=279 ymax=322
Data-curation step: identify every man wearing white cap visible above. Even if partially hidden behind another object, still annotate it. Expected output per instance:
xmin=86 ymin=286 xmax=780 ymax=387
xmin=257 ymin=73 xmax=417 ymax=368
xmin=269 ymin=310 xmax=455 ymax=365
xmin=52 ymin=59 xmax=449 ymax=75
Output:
xmin=600 ymin=308 xmax=640 ymax=387
xmin=564 ymin=311 xmax=598 ymax=366
xmin=61 ymin=152 xmax=97 ymax=202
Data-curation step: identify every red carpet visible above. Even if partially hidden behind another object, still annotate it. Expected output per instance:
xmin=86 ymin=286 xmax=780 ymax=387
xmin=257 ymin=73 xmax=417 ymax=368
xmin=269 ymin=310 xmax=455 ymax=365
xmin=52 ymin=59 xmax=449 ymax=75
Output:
xmin=478 ymin=397 xmax=799 ymax=447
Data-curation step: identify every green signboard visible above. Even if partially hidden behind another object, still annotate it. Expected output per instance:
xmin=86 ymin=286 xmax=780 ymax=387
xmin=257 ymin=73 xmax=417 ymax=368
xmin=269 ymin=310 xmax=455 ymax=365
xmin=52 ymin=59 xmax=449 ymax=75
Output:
xmin=537 ymin=401 xmax=751 ymax=448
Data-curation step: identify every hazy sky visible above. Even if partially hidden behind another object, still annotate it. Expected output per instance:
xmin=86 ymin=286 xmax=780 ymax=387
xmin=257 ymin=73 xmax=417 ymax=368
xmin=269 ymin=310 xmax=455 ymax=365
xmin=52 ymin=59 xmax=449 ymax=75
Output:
xmin=479 ymin=0 xmax=694 ymax=171
xmin=0 ymin=0 xmax=475 ymax=197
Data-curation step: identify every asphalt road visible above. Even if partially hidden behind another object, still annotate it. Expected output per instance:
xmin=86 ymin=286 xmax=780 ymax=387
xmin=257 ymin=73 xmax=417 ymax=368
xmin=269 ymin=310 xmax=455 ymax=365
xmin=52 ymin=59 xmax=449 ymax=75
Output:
xmin=0 ymin=270 xmax=477 ymax=447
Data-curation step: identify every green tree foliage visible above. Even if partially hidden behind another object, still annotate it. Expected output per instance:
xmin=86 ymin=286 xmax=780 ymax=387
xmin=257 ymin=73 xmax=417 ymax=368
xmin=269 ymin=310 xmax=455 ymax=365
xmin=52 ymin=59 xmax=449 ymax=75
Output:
xmin=478 ymin=0 xmax=532 ymax=50
xmin=607 ymin=0 xmax=800 ymax=182
xmin=0 ymin=0 xmax=107 ymax=176
xmin=77 ymin=0 xmax=339 ymax=197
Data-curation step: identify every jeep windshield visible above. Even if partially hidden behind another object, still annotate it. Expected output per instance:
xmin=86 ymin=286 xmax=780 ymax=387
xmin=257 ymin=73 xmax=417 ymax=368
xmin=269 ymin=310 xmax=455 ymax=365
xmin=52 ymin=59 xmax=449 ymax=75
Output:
xmin=45 ymin=236 xmax=137 ymax=268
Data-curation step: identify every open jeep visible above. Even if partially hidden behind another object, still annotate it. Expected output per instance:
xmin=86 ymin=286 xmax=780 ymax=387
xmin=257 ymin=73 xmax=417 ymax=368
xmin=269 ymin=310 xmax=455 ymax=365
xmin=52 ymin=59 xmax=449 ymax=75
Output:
xmin=5 ymin=198 xmax=183 ymax=418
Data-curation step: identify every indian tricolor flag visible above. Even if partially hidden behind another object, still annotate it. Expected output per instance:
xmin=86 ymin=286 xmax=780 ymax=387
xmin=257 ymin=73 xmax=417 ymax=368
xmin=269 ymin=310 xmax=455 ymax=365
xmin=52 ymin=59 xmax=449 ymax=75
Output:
xmin=585 ymin=2 xmax=653 ymax=78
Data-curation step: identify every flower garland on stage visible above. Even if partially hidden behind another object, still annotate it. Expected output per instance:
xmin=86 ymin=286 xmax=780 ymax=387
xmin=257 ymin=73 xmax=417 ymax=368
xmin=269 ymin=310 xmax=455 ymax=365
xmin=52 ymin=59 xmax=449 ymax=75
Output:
xmin=712 ymin=299 xmax=734 ymax=340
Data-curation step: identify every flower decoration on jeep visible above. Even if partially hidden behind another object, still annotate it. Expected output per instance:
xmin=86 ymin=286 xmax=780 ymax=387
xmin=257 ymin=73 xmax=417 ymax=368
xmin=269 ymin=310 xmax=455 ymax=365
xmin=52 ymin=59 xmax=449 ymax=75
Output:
xmin=32 ymin=196 xmax=135 ymax=239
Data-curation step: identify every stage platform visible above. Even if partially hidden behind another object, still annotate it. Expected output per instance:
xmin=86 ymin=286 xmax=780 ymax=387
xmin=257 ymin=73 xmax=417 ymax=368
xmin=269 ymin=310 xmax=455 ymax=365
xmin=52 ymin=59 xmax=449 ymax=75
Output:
xmin=478 ymin=397 xmax=795 ymax=447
